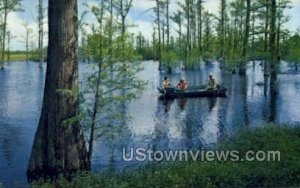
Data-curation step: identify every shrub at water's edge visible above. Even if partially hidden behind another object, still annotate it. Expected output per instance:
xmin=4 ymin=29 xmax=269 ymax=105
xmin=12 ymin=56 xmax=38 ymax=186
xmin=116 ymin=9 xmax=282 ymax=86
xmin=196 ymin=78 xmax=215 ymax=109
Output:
xmin=31 ymin=125 xmax=300 ymax=188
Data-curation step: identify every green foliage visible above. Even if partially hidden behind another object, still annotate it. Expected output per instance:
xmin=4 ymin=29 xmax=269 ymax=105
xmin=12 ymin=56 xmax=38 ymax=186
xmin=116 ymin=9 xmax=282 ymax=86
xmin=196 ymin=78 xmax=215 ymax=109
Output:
xmin=33 ymin=125 xmax=300 ymax=187
xmin=185 ymin=49 xmax=202 ymax=69
xmin=80 ymin=2 xmax=147 ymax=144
xmin=135 ymin=0 xmax=293 ymax=72
xmin=28 ymin=48 xmax=47 ymax=62
xmin=286 ymin=33 xmax=300 ymax=63
xmin=56 ymin=88 xmax=77 ymax=98
xmin=61 ymin=114 xmax=83 ymax=128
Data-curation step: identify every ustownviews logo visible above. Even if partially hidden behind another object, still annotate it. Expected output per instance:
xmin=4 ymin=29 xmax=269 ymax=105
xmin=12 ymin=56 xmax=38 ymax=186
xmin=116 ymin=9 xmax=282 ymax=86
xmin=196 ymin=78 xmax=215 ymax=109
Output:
xmin=122 ymin=147 xmax=280 ymax=162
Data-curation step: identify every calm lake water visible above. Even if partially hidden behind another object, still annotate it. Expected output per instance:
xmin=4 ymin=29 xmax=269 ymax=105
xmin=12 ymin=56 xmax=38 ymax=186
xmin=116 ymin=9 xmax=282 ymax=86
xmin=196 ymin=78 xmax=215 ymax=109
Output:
xmin=0 ymin=61 xmax=300 ymax=186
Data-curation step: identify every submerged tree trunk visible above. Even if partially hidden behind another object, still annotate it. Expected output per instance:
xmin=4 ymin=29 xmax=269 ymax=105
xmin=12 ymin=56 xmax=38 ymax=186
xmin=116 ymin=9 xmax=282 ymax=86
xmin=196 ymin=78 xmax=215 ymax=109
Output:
xmin=108 ymin=0 xmax=113 ymax=71
xmin=27 ymin=0 xmax=89 ymax=181
xmin=264 ymin=0 xmax=270 ymax=76
xmin=38 ymin=0 xmax=45 ymax=65
xmin=156 ymin=0 xmax=162 ymax=70
xmin=1 ymin=0 xmax=8 ymax=69
xmin=269 ymin=0 xmax=277 ymax=95
xmin=197 ymin=0 xmax=202 ymax=54
xmin=88 ymin=0 xmax=105 ymax=164
xmin=185 ymin=0 xmax=191 ymax=68
xmin=220 ymin=0 xmax=226 ymax=61
xmin=7 ymin=31 xmax=11 ymax=62
xmin=166 ymin=0 xmax=171 ymax=72
xmin=239 ymin=0 xmax=251 ymax=75
xmin=26 ymin=28 xmax=29 ymax=63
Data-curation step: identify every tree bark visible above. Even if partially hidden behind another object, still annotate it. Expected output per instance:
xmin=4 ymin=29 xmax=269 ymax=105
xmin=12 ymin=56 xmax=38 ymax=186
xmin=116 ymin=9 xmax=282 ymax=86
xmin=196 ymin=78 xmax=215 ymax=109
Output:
xmin=38 ymin=0 xmax=44 ymax=65
xmin=27 ymin=0 xmax=89 ymax=181
xmin=88 ymin=0 xmax=104 ymax=164
xmin=156 ymin=0 xmax=162 ymax=70
xmin=26 ymin=28 xmax=29 ymax=63
xmin=269 ymin=0 xmax=277 ymax=95
xmin=185 ymin=0 xmax=191 ymax=68
xmin=1 ymin=0 xmax=8 ymax=68
xmin=197 ymin=0 xmax=202 ymax=53
xmin=239 ymin=0 xmax=251 ymax=75
xmin=7 ymin=31 xmax=11 ymax=62
xmin=220 ymin=0 xmax=226 ymax=60
xmin=264 ymin=0 xmax=270 ymax=76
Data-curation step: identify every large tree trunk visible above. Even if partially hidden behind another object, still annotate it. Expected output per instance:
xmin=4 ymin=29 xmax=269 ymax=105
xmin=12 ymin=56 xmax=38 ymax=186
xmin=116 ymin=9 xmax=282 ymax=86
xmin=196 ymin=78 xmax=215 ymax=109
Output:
xmin=27 ymin=0 xmax=89 ymax=181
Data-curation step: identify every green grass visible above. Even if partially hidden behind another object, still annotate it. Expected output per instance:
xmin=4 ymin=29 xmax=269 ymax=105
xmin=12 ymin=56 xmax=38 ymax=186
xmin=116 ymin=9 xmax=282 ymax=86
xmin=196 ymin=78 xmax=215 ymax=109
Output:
xmin=4 ymin=52 xmax=44 ymax=62
xmin=32 ymin=124 xmax=300 ymax=188
xmin=8 ymin=53 xmax=28 ymax=61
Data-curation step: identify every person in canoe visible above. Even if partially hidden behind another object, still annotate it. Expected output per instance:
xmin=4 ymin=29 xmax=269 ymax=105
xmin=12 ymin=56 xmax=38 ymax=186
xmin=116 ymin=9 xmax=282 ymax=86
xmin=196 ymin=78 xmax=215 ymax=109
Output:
xmin=207 ymin=74 xmax=216 ymax=90
xmin=162 ymin=77 xmax=176 ymax=93
xmin=177 ymin=79 xmax=188 ymax=90
xmin=163 ymin=76 xmax=171 ymax=90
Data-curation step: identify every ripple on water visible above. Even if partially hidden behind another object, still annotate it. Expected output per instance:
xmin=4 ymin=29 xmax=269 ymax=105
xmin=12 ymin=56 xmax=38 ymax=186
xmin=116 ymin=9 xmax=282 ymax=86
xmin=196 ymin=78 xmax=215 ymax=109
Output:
xmin=1 ymin=61 xmax=300 ymax=186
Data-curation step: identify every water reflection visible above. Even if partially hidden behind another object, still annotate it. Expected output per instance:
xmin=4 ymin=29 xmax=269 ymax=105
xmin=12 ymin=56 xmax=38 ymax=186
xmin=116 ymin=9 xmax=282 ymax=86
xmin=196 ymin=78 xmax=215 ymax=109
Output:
xmin=207 ymin=98 xmax=217 ymax=112
xmin=0 ymin=61 xmax=300 ymax=186
xmin=176 ymin=98 xmax=186 ymax=111
xmin=0 ymin=62 xmax=45 ymax=186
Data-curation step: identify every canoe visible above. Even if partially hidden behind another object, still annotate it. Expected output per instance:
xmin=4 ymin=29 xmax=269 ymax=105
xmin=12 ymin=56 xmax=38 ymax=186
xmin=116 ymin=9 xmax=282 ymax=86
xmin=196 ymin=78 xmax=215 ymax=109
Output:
xmin=157 ymin=86 xmax=227 ymax=98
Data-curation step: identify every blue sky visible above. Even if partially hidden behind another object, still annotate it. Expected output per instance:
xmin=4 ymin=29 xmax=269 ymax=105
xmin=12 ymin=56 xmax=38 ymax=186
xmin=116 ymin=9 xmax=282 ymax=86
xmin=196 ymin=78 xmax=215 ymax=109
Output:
xmin=7 ymin=0 xmax=300 ymax=50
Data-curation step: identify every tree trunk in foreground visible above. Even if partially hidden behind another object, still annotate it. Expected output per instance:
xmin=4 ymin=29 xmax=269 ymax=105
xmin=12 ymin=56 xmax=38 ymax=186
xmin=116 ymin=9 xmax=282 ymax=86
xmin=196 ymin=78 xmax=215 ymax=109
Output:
xmin=27 ymin=0 xmax=89 ymax=181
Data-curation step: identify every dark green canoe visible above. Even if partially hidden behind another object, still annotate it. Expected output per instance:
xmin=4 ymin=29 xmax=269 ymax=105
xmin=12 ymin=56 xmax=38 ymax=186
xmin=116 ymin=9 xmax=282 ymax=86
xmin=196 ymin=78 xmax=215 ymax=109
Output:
xmin=157 ymin=86 xmax=227 ymax=98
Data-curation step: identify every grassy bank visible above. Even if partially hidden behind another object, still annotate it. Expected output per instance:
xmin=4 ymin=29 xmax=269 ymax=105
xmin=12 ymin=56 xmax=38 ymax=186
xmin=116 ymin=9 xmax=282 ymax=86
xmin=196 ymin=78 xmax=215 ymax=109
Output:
xmin=33 ymin=125 xmax=300 ymax=188
xmin=7 ymin=53 xmax=28 ymax=62
xmin=5 ymin=51 xmax=45 ymax=62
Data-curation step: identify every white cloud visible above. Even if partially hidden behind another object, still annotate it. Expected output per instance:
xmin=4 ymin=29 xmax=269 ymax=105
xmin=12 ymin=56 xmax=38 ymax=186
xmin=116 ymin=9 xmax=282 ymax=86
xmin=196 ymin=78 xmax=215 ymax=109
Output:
xmin=132 ymin=0 xmax=156 ymax=11
xmin=7 ymin=12 xmax=48 ymax=51
xmin=6 ymin=0 xmax=300 ymax=50
xmin=203 ymin=0 xmax=219 ymax=15
xmin=291 ymin=0 xmax=300 ymax=6
xmin=7 ymin=12 xmax=32 ymax=51
xmin=129 ymin=19 xmax=154 ymax=39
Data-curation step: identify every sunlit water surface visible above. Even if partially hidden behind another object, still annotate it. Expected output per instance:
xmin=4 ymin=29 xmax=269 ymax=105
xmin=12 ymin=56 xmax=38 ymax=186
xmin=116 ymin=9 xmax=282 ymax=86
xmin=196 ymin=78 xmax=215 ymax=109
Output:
xmin=0 ymin=61 xmax=300 ymax=186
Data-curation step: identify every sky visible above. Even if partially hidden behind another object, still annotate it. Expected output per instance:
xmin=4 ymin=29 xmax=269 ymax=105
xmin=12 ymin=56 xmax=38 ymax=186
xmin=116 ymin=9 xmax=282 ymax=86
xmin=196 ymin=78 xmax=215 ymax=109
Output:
xmin=7 ymin=0 xmax=300 ymax=51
